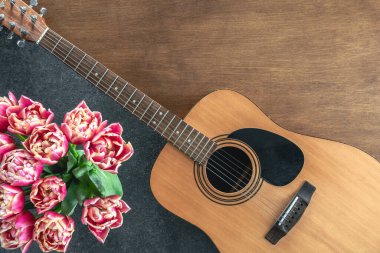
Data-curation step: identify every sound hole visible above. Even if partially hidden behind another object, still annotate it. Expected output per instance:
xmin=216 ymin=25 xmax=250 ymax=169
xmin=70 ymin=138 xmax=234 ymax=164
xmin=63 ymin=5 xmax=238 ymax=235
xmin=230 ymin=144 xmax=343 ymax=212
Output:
xmin=206 ymin=147 xmax=252 ymax=193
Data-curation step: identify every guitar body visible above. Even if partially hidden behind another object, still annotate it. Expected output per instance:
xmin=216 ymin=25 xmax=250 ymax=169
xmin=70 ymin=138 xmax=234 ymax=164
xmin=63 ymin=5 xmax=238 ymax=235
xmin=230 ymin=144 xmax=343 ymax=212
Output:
xmin=151 ymin=90 xmax=380 ymax=252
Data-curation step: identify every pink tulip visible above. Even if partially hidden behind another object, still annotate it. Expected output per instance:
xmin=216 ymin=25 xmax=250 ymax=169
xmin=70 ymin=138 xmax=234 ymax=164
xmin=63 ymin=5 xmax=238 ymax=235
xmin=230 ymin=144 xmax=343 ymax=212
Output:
xmin=30 ymin=176 xmax=67 ymax=214
xmin=61 ymin=101 xmax=106 ymax=145
xmin=0 ymin=133 xmax=16 ymax=161
xmin=0 ymin=211 xmax=34 ymax=253
xmin=81 ymin=195 xmax=130 ymax=243
xmin=0 ymin=184 xmax=24 ymax=219
xmin=0 ymin=92 xmax=17 ymax=132
xmin=7 ymin=95 xmax=54 ymax=136
xmin=84 ymin=123 xmax=133 ymax=173
xmin=34 ymin=211 xmax=75 ymax=252
xmin=23 ymin=123 xmax=68 ymax=165
xmin=0 ymin=149 xmax=43 ymax=186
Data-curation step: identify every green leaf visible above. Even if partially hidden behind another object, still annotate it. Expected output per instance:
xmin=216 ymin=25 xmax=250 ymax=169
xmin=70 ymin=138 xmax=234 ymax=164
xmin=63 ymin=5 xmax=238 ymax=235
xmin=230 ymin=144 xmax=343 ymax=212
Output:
xmin=43 ymin=165 xmax=54 ymax=174
xmin=52 ymin=203 xmax=62 ymax=213
xmin=62 ymin=173 xmax=73 ymax=183
xmin=43 ymin=164 xmax=65 ymax=174
xmin=15 ymin=134 xmax=27 ymax=142
xmin=78 ymin=154 xmax=92 ymax=168
xmin=57 ymin=157 xmax=69 ymax=170
xmin=77 ymin=150 xmax=85 ymax=157
xmin=88 ymin=165 xmax=123 ymax=197
xmin=61 ymin=181 xmax=79 ymax=216
xmin=67 ymin=150 xmax=77 ymax=172
xmin=76 ymin=182 xmax=92 ymax=205
xmin=72 ymin=166 xmax=91 ymax=183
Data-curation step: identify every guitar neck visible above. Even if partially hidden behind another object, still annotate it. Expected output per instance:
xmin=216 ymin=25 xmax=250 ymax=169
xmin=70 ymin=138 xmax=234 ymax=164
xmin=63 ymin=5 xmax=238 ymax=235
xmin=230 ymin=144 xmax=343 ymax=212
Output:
xmin=38 ymin=28 xmax=216 ymax=164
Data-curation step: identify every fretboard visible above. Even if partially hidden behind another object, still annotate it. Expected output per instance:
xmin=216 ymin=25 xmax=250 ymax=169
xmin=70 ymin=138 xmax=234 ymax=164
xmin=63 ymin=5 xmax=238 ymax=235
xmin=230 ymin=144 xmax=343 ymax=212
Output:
xmin=38 ymin=28 xmax=216 ymax=164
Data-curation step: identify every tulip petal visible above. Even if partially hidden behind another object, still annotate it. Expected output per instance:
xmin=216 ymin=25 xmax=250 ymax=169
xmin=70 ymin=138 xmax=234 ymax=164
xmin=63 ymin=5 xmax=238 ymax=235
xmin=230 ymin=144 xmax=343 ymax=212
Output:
xmin=89 ymin=226 xmax=110 ymax=244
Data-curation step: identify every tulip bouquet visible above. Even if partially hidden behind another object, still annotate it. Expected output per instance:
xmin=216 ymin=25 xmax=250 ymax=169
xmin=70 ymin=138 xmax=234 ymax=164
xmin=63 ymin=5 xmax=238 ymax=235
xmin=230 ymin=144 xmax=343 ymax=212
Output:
xmin=0 ymin=92 xmax=134 ymax=252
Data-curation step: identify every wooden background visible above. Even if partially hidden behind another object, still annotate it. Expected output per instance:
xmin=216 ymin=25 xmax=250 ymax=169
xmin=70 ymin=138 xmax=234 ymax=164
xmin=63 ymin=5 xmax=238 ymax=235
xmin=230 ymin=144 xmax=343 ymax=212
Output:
xmin=40 ymin=0 xmax=380 ymax=159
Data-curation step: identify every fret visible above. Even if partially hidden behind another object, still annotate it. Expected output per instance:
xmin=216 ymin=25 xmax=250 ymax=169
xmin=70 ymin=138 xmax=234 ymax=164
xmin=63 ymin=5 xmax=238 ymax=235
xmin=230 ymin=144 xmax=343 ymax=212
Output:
xmin=132 ymin=94 xmax=145 ymax=114
xmin=124 ymin=89 xmax=137 ymax=108
xmin=39 ymin=29 xmax=217 ymax=165
xmin=199 ymin=142 xmax=215 ymax=163
xmin=195 ymin=139 xmax=210 ymax=161
xmin=74 ymin=54 xmax=87 ymax=71
xmin=51 ymin=36 xmax=62 ymax=53
xmin=174 ymin=125 xmax=188 ymax=146
xmin=180 ymin=128 xmax=194 ymax=149
xmin=190 ymin=135 xmax=205 ymax=158
xmin=162 ymin=115 xmax=175 ymax=136
xmin=140 ymin=100 xmax=153 ymax=120
xmin=155 ymin=111 xmax=168 ymax=131
xmin=115 ymin=82 xmax=128 ymax=100
xmin=106 ymin=75 xmax=119 ymax=94
xmin=96 ymin=69 xmax=109 ymax=87
xmin=86 ymin=62 xmax=98 ymax=79
xmin=168 ymin=120 xmax=182 ymax=141
xmin=148 ymin=105 xmax=161 ymax=125
xmin=63 ymin=45 xmax=75 ymax=62
xmin=185 ymin=131 xmax=200 ymax=153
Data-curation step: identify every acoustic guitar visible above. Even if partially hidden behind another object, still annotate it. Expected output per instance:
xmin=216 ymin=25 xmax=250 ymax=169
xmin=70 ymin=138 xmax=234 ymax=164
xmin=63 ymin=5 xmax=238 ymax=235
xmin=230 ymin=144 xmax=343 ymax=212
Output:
xmin=2 ymin=1 xmax=380 ymax=252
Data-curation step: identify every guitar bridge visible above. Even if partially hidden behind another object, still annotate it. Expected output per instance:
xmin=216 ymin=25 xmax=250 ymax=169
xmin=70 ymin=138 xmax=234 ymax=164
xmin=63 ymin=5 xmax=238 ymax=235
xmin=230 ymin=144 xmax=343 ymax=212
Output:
xmin=265 ymin=181 xmax=316 ymax=245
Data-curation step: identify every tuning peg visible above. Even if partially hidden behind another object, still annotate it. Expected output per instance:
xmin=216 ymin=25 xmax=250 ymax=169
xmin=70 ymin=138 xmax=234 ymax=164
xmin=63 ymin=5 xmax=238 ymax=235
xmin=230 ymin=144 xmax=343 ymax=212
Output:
xmin=30 ymin=14 xmax=37 ymax=23
xmin=29 ymin=0 xmax=38 ymax=7
xmin=9 ymin=0 xmax=15 ymax=6
xmin=0 ymin=1 xmax=5 ymax=8
xmin=7 ymin=32 xmax=14 ymax=39
xmin=20 ymin=27 xmax=28 ymax=36
xmin=7 ymin=21 xmax=15 ymax=39
xmin=20 ymin=6 xmax=27 ymax=15
xmin=9 ymin=21 xmax=15 ymax=29
xmin=39 ymin=7 xmax=47 ymax=16
xmin=0 ymin=14 xmax=4 ymax=21
xmin=17 ymin=39 xmax=26 ymax=47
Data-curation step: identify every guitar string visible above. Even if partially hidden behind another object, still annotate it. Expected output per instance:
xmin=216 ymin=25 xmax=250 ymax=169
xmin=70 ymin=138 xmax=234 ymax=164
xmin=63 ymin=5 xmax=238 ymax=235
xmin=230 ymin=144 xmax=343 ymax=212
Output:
xmin=7 ymin=3 xmax=260 ymax=196
xmin=26 ymin=24 xmax=257 ymax=184
xmin=38 ymin=32 xmax=282 ymax=213
xmin=5 ymin=2 xmax=280 ymax=214
xmin=37 ymin=30 xmax=282 ymax=212
xmin=40 ymin=34 xmax=261 ymax=188
xmin=39 ymin=32 xmax=252 ymax=183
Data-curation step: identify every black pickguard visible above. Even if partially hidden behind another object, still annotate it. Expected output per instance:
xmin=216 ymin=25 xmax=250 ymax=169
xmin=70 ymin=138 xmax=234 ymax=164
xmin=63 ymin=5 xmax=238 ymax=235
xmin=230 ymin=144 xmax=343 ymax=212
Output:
xmin=228 ymin=128 xmax=304 ymax=186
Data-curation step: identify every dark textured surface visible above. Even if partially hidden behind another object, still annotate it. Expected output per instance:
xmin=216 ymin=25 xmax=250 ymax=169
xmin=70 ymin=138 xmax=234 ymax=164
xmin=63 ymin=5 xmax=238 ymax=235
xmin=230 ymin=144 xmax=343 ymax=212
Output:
xmin=0 ymin=32 xmax=218 ymax=253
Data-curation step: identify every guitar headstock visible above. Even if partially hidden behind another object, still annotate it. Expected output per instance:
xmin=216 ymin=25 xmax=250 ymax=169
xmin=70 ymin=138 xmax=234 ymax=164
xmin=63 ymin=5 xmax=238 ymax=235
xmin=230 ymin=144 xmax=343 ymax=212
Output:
xmin=0 ymin=0 xmax=47 ymax=46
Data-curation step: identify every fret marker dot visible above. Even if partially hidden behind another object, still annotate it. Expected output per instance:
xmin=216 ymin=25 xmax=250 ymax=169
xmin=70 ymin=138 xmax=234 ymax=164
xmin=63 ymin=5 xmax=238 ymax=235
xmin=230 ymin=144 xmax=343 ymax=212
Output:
xmin=176 ymin=131 xmax=179 ymax=135
xmin=132 ymin=100 xmax=136 ymax=104
xmin=188 ymin=139 xmax=191 ymax=143
xmin=115 ymin=87 xmax=118 ymax=91
xmin=153 ymin=121 xmax=156 ymax=125
xmin=95 ymin=73 xmax=99 ymax=77
xmin=159 ymin=112 xmax=163 ymax=116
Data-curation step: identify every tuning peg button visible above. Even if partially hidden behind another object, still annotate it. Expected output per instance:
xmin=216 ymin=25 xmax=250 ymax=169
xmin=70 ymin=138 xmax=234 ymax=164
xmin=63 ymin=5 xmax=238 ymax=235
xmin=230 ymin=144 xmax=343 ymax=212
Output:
xmin=0 ymin=14 xmax=4 ymax=21
xmin=7 ymin=32 xmax=14 ymax=39
xmin=29 ymin=0 xmax=38 ymax=7
xmin=20 ymin=27 xmax=28 ymax=36
xmin=39 ymin=7 xmax=47 ymax=16
xmin=30 ymin=15 xmax=37 ymax=23
xmin=17 ymin=39 xmax=26 ymax=47
xmin=9 ymin=21 xmax=16 ymax=29
xmin=20 ymin=6 xmax=27 ymax=15
xmin=9 ymin=0 xmax=15 ymax=6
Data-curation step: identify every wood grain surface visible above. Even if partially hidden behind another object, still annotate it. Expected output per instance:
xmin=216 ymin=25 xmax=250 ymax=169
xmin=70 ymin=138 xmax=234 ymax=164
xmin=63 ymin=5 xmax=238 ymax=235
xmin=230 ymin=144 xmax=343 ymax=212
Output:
xmin=39 ymin=0 xmax=380 ymax=159
xmin=151 ymin=90 xmax=380 ymax=252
